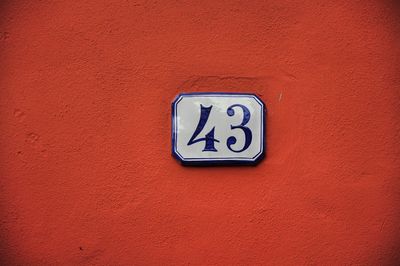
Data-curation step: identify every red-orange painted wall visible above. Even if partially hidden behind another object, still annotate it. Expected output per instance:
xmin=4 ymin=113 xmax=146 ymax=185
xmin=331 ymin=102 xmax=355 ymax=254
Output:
xmin=1 ymin=1 xmax=399 ymax=265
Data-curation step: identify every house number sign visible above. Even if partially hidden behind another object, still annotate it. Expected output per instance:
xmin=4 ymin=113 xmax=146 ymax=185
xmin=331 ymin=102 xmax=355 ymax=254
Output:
xmin=172 ymin=93 xmax=266 ymax=165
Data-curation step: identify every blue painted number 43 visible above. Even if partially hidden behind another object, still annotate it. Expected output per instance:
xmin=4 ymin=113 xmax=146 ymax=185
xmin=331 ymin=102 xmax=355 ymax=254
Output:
xmin=172 ymin=93 xmax=265 ymax=165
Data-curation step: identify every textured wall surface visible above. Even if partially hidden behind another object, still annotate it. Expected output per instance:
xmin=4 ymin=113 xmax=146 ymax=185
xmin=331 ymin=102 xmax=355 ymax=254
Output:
xmin=0 ymin=1 xmax=399 ymax=265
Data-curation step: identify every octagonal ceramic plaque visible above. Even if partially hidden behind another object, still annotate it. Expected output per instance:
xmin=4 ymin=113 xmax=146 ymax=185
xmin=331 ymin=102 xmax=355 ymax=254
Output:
xmin=172 ymin=93 xmax=266 ymax=165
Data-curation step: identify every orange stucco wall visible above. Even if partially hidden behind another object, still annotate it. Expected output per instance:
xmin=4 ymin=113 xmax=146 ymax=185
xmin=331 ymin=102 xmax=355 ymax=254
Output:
xmin=0 ymin=1 xmax=399 ymax=265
